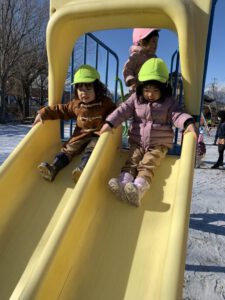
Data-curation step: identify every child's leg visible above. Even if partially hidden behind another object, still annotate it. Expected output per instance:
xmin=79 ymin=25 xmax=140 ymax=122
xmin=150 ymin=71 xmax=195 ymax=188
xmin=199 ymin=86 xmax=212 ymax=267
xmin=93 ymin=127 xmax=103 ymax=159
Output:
xmin=217 ymin=144 xmax=225 ymax=166
xmin=195 ymin=155 xmax=202 ymax=168
xmin=72 ymin=136 xmax=98 ymax=182
xmin=219 ymin=144 xmax=225 ymax=166
xmin=221 ymin=145 xmax=225 ymax=166
xmin=211 ymin=144 xmax=224 ymax=168
xmin=108 ymin=172 xmax=134 ymax=201
xmin=38 ymin=152 xmax=70 ymax=182
xmin=124 ymin=146 xmax=168 ymax=206
xmin=137 ymin=145 xmax=168 ymax=181
xmin=38 ymin=137 xmax=88 ymax=182
xmin=108 ymin=144 xmax=142 ymax=201
xmin=81 ymin=137 xmax=99 ymax=168
xmin=124 ymin=177 xmax=150 ymax=207
xmin=121 ymin=144 xmax=144 ymax=177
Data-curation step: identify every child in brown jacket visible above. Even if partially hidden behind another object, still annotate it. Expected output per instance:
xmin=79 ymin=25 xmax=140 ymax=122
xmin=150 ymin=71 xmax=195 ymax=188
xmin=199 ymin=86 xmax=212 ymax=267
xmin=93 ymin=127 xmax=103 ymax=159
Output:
xmin=33 ymin=65 xmax=116 ymax=182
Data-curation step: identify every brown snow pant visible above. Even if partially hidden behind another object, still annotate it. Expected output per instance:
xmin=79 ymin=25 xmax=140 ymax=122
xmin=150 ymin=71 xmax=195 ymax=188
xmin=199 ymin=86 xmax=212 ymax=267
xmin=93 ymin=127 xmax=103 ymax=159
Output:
xmin=121 ymin=144 xmax=168 ymax=184
xmin=61 ymin=136 xmax=99 ymax=161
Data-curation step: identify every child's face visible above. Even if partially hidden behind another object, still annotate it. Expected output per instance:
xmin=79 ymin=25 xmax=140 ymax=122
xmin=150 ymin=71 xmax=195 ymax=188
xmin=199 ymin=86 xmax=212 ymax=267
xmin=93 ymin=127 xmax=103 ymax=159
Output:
xmin=144 ymin=36 xmax=159 ymax=54
xmin=142 ymin=84 xmax=161 ymax=102
xmin=77 ymin=83 xmax=96 ymax=103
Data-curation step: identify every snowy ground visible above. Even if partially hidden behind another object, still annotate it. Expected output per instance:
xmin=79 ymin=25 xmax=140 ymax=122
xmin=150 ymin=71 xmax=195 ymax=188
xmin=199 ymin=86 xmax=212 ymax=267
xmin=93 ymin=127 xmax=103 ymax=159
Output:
xmin=183 ymin=129 xmax=225 ymax=300
xmin=0 ymin=124 xmax=32 ymax=164
xmin=0 ymin=124 xmax=225 ymax=299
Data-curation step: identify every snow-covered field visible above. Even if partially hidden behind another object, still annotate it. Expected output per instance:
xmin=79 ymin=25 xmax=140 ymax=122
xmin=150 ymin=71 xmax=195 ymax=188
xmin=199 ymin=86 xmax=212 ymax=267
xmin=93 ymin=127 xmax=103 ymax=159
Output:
xmin=0 ymin=124 xmax=225 ymax=299
xmin=0 ymin=124 xmax=32 ymax=164
xmin=184 ymin=129 xmax=225 ymax=300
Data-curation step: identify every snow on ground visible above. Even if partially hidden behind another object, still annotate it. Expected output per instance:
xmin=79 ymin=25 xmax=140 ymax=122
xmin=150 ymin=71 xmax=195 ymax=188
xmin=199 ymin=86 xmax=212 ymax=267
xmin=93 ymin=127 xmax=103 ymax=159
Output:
xmin=0 ymin=124 xmax=32 ymax=164
xmin=0 ymin=124 xmax=225 ymax=299
xmin=184 ymin=129 xmax=225 ymax=300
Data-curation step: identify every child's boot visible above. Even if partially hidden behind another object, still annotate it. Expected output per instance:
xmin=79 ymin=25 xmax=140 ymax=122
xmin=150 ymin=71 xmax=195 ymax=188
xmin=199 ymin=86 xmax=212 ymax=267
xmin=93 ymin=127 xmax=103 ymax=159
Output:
xmin=71 ymin=151 xmax=91 ymax=183
xmin=124 ymin=177 xmax=150 ymax=207
xmin=72 ymin=166 xmax=83 ymax=183
xmin=38 ymin=153 xmax=69 ymax=182
xmin=211 ymin=163 xmax=220 ymax=169
xmin=108 ymin=172 xmax=134 ymax=202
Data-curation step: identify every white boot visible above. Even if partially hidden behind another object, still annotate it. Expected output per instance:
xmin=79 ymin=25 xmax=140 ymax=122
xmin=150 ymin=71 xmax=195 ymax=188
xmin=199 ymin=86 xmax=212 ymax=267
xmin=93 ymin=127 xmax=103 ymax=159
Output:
xmin=108 ymin=172 xmax=133 ymax=202
xmin=124 ymin=177 xmax=150 ymax=207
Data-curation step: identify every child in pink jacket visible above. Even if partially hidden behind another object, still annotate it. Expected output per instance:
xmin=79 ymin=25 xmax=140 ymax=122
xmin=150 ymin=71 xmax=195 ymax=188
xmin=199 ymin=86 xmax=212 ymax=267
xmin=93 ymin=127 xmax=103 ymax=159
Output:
xmin=123 ymin=28 xmax=159 ymax=92
xmin=101 ymin=58 xmax=197 ymax=207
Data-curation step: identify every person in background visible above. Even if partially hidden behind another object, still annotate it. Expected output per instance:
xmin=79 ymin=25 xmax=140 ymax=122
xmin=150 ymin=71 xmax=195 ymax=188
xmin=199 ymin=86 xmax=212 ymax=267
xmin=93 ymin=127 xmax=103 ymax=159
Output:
xmin=123 ymin=28 xmax=159 ymax=92
xmin=100 ymin=58 xmax=197 ymax=207
xmin=211 ymin=110 xmax=225 ymax=169
xmin=33 ymin=64 xmax=116 ymax=182
xmin=213 ymin=110 xmax=225 ymax=145
xmin=196 ymin=126 xmax=206 ymax=168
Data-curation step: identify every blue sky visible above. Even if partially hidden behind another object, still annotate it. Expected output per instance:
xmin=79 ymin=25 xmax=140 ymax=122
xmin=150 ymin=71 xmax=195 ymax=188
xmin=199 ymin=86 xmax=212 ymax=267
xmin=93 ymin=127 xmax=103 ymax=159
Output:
xmin=205 ymin=0 xmax=225 ymax=87
xmin=85 ymin=0 xmax=225 ymax=94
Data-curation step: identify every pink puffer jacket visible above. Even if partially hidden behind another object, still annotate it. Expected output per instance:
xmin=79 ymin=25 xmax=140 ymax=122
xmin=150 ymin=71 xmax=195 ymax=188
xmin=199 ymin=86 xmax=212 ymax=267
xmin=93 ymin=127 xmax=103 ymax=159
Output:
xmin=106 ymin=93 xmax=193 ymax=150
xmin=123 ymin=45 xmax=157 ymax=87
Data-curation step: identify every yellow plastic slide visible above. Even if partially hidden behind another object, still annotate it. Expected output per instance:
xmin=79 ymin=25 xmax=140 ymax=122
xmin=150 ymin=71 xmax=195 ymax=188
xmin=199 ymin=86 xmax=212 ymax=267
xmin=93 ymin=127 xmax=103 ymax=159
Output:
xmin=0 ymin=0 xmax=212 ymax=299
xmin=0 ymin=123 xmax=195 ymax=300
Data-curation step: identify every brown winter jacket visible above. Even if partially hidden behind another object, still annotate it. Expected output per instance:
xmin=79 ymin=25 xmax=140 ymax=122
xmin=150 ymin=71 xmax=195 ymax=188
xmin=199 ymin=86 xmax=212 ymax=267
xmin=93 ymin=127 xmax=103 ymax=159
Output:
xmin=39 ymin=96 xmax=116 ymax=143
xmin=123 ymin=45 xmax=157 ymax=87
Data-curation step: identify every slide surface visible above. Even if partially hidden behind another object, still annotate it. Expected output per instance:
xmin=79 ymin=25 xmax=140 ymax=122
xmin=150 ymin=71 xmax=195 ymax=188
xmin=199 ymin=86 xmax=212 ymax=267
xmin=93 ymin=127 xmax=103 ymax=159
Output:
xmin=0 ymin=124 xmax=196 ymax=300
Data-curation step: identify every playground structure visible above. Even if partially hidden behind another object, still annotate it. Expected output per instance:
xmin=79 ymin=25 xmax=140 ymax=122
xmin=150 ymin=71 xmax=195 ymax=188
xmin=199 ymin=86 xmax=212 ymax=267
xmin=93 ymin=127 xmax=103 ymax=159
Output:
xmin=0 ymin=0 xmax=215 ymax=299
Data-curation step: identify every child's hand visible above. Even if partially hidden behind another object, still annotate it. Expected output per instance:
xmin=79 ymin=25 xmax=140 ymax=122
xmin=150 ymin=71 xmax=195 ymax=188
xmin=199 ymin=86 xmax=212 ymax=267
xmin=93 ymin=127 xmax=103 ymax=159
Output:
xmin=184 ymin=123 xmax=198 ymax=140
xmin=32 ymin=113 xmax=44 ymax=126
xmin=99 ymin=123 xmax=113 ymax=135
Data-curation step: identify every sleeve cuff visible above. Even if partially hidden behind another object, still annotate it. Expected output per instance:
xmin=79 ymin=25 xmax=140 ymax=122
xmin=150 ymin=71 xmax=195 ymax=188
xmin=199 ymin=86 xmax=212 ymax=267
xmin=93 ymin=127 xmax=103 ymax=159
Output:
xmin=105 ymin=121 xmax=114 ymax=128
xmin=184 ymin=118 xmax=195 ymax=129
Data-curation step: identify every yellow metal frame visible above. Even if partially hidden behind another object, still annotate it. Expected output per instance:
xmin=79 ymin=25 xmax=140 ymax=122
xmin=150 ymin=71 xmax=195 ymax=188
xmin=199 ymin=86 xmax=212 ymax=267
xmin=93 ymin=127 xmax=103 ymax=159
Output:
xmin=0 ymin=0 xmax=212 ymax=299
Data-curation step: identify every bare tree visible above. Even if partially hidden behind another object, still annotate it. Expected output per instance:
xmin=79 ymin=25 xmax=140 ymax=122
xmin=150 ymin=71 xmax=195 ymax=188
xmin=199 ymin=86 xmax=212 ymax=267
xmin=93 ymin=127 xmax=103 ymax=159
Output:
xmin=12 ymin=0 xmax=48 ymax=117
xmin=0 ymin=0 xmax=48 ymax=122
xmin=205 ymin=78 xmax=225 ymax=105
xmin=32 ymin=72 xmax=48 ymax=107
xmin=63 ymin=35 xmax=96 ymax=94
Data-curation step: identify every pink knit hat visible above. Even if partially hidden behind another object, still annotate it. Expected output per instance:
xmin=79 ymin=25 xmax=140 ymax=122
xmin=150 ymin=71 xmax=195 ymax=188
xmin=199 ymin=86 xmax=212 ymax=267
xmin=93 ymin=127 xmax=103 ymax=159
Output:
xmin=133 ymin=28 xmax=159 ymax=45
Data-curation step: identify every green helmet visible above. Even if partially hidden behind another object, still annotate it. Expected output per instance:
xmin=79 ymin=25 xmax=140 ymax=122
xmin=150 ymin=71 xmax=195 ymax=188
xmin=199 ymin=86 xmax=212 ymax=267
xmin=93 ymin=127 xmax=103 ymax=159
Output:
xmin=138 ymin=58 xmax=169 ymax=83
xmin=71 ymin=64 xmax=100 ymax=85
